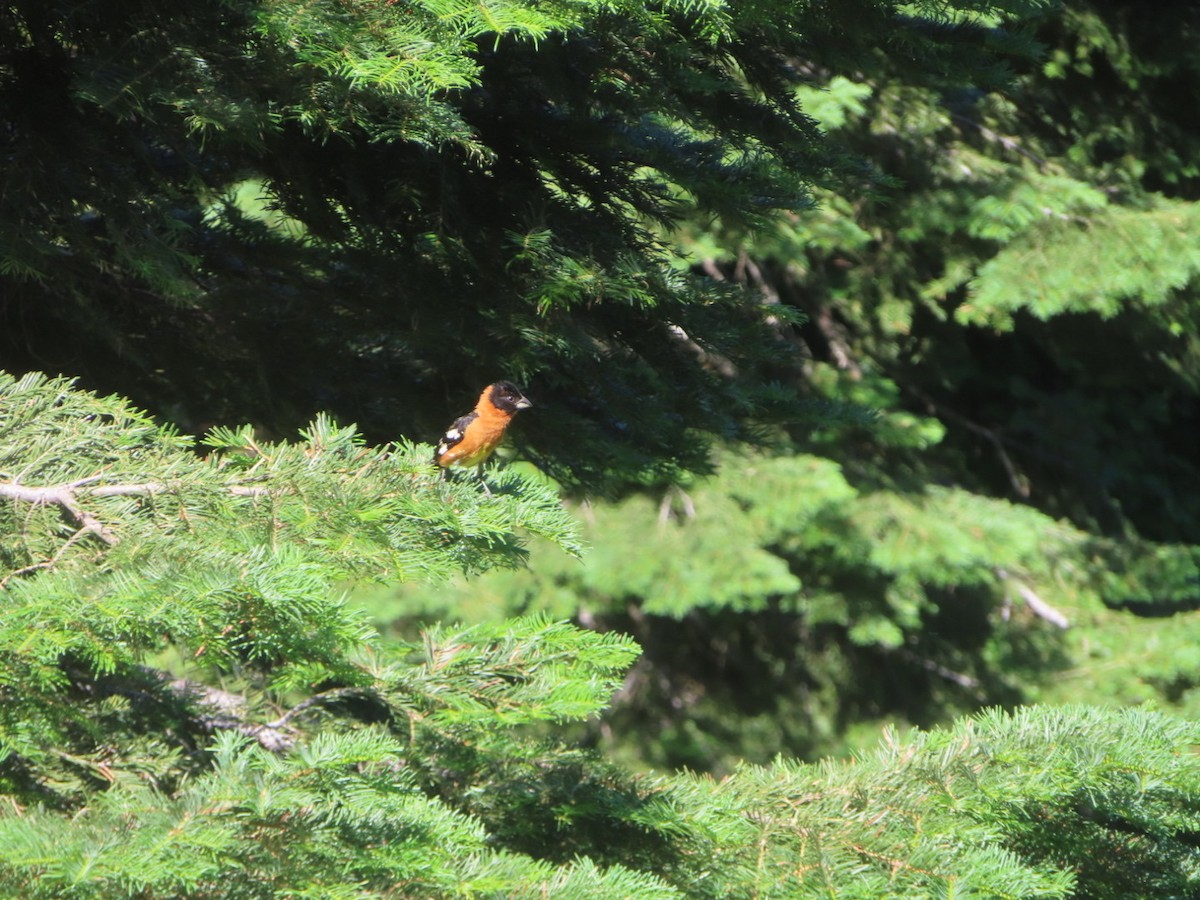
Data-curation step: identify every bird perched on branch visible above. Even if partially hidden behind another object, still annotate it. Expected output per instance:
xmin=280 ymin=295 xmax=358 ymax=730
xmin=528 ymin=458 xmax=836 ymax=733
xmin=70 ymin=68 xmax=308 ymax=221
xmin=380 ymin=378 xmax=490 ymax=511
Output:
xmin=434 ymin=381 xmax=532 ymax=491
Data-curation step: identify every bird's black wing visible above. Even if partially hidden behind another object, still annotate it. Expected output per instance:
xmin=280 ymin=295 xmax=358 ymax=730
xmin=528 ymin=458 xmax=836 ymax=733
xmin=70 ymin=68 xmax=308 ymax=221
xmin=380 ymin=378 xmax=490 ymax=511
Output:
xmin=435 ymin=411 xmax=478 ymax=463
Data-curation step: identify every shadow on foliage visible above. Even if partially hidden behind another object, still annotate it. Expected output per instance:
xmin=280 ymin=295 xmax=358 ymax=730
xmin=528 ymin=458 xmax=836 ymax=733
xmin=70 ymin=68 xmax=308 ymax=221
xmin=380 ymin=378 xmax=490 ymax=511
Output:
xmin=577 ymin=589 xmax=1074 ymax=773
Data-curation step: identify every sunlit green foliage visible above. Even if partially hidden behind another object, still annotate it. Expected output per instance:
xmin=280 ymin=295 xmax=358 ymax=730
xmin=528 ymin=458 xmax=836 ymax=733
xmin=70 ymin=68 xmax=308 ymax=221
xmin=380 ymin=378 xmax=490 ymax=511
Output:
xmin=4 ymin=0 xmax=1200 ymax=895
xmin=5 ymin=376 xmax=1200 ymax=897
xmin=373 ymin=0 xmax=1200 ymax=780
xmin=0 ymin=0 xmax=1045 ymax=492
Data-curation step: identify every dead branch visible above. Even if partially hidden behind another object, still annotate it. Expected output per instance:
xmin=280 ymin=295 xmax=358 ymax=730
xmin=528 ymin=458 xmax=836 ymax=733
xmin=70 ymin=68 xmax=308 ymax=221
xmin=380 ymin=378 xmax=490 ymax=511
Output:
xmin=894 ymin=647 xmax=982 ymax=693
xmin=996 ymin=568 xmax=1069 ymax=629
xmin=0 ymin=482 xmax=119 ymax=546
xmin=898 ymin=385 xmax=1030 ymax=499
xmin=150 ymin=671 xmax=377 ymax=753
xmin=0 ymin=478 xmax=280 ymax=583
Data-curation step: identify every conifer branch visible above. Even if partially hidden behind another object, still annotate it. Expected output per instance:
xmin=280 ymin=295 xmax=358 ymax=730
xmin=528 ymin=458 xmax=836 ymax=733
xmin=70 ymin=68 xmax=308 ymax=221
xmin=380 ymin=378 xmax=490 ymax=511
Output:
xmin=0 ymin=478 xmax=281 ymax=561
xmin=88 ymin=482 xmax=270 ymax=498
xmin=0 ymin=524 xmax=97 ymax=587
xmin=151 ymin=672 xmax=380 ymax=753
xmin=264 ymin=686 xmax=380 ymax=731
xmin=0 ymin=482 xmax=119 ymax=546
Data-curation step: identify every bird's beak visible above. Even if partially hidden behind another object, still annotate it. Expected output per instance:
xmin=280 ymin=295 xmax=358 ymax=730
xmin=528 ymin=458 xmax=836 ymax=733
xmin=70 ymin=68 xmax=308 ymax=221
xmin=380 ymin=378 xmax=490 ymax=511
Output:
xmin=516 ymin=395 xmax=532 ymax=410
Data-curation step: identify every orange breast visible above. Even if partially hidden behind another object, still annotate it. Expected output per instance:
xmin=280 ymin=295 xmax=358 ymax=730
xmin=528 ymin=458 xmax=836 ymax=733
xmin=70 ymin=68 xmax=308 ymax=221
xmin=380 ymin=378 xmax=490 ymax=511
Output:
xmin=439 ymin=412 xmax=511 ymax=467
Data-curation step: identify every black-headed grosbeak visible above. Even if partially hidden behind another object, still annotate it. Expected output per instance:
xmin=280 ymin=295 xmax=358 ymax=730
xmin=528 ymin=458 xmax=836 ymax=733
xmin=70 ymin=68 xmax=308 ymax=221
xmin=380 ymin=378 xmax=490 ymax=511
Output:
xmin=435 ymin=381 xmax=532 ymax=484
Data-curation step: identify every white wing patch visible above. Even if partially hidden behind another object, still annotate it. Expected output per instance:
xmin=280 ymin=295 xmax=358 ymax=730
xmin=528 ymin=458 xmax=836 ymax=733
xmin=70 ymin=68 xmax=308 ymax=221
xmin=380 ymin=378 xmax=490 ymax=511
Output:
xmin=435 ymin=411 xmax=477 ymax=464
xmin=436 ymin=428 xmax=460 ymax=456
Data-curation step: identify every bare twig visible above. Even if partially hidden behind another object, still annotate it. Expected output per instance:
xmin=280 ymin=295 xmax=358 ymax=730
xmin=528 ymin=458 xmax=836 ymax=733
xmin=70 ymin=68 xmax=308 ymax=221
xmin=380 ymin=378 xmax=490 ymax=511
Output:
xmin=657 ymin=486 xmax=696 ymax=526
xmin=700 ymin=258 xmax=726 ymax=281
xmin=0 ymin=478 xmax=282 ymax=583
xmin=996 ymin=568 xmax=1069 ymax=629
xmin=150 ymin=672 xmax=376 ymax=753
xmin=265 ymin=687 xmax=377 ymax=731
xmin=814 ymin=305 xmax=863 ymax=379
xmin=949 ymin=112 xmax=1049 ymax=170
xmin=160 ymin=675 xmax=296 ymax=753
xmin=91 ymin=482 xmax=271 ymax=498
xmin=0 ymin=483 xmax=119 ymax=546
xmin=899 ymin=384 xmax=1030 ymax=498
xmin=895 ymin=647 xmax=981 ymax=692
xmin=665 ymin=323 xmax=738 ymax=377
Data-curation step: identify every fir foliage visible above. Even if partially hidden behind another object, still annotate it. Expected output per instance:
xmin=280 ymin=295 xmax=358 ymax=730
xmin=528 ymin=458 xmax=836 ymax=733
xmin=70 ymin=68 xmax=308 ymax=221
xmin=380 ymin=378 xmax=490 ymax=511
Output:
xmin=378 ymin=449 xmax=1093 ymax=768
xmin=5 ymin=378 xmax=1200 ymax=895
xmin=371 ymin=0 xmax=1200 ymax=784
xmin=0 ymin=373 xmax=698 ymax=896
xmin=0 ymin=0 xmax=1047 ymax=492
xmin=510 ymin=0 xmax=1200 ymax=773
xmin=4 ymin=0 xmax=1200 ymax=896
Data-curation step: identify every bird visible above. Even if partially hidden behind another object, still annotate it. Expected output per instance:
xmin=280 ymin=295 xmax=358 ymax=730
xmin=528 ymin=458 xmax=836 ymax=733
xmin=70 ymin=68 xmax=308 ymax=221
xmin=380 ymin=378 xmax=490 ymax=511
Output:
xmin=434 ymin=381 xmax=532 ymax=491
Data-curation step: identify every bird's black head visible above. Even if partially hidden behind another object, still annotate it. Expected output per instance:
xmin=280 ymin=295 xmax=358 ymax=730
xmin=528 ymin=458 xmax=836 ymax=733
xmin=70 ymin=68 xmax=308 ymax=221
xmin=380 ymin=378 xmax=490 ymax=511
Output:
xmin=489 ymin=380 xmax=532 ymax=414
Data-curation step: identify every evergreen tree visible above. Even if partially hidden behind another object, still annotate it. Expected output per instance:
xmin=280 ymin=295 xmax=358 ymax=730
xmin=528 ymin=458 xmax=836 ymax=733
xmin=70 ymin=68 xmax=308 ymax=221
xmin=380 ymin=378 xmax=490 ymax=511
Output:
xmin=1 ymin=0 xmax=1043 ymax=491
xmin=4 ymin=373 xmax=1200 ymax=897
xmin=6 ymin=0 xmax=1200 ymax=895
xmin=375 ymin=0 xmax=1200 ymax=774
